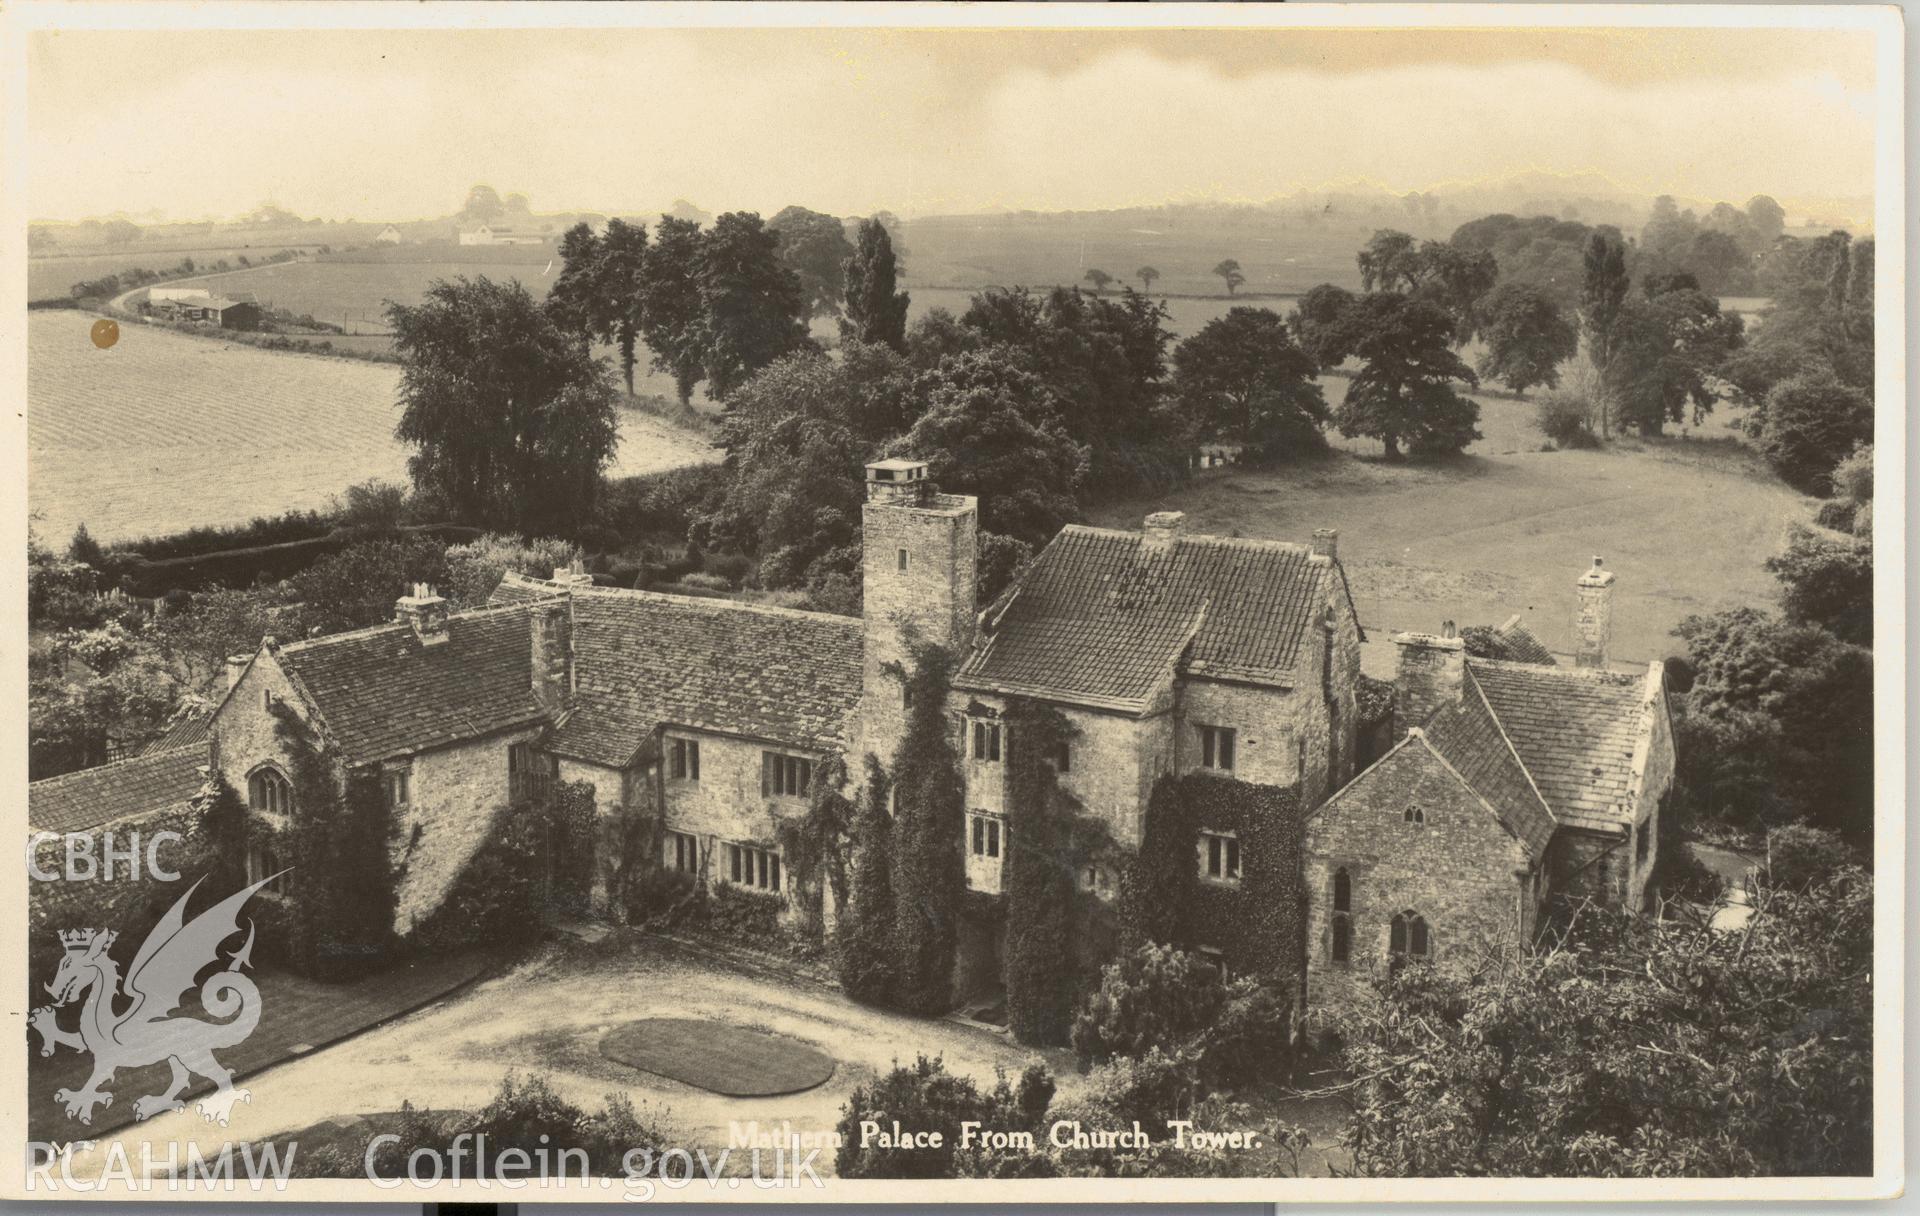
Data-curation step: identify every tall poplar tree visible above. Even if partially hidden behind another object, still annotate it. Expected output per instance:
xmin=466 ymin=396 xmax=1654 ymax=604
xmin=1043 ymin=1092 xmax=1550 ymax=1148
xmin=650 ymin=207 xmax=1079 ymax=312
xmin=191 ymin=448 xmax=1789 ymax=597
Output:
xmin=841 ymin=218 xmax=911 ymax=351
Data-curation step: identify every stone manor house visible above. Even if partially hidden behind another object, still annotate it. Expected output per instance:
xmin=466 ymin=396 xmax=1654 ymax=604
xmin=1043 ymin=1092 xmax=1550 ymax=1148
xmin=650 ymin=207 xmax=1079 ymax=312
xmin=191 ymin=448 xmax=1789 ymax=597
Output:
xmin=29 ymin=460 xmax=1672 ymax=1014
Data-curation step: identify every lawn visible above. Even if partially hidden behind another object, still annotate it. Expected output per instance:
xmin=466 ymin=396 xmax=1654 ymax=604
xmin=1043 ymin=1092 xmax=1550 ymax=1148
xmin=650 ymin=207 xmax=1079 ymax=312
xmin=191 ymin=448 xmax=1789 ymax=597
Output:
xmin=600 ymin=1017 xmax=836 ymax=1097
xmin=1090 ymin=385 xmax=1807 ymax=668
xmin=26 ymin=312 xmax=718 ymax=545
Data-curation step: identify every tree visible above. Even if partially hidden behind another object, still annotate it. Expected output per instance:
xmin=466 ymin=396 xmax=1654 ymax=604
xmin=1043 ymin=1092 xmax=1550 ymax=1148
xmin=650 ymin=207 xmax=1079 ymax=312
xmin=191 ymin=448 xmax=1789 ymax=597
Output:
xmin=545 ymin=219 xmax=648 ymax=394
xmin=1745 ymin=194 xmax=1787 ymax=246
xmin=1212 ymin=259 xmax=1245 ymax=295
xmin=102 ymin=219 xmax=141 ymax=245
xmin=1339 ymin=873 xmax=1872 ymax=1177
xmin=1474 ymin=282 xmax=1578 ymax=395
xmin=639 ymin=215 xmax=710 ymax=405
xmin=1082 ymin=268 xmax=1114 ymax=294
xmin=697 ymin=212 xmax=812 ymax=399
xmin=389 ymin=277 xmax=620 ymax=533
xmin=1757 ymin=371 xmax=1873 ymax=495
xmin=1766 ymin=524 xmax=1871 ymax=646
xmin=460 ymin=184 xmax=504 ymax=223
xmin=1356 ymin=230 xmax=1423 ymax=293
xmin=1172 ymin=307 xmax=1328 ymax=461
xmin=769 ymin=205 xmax=856 ymax=321
xmin=841 ymin=218 xmax=910 ymax=352
xmin=1136 ymin=266 xmax=1160 ymax=292
xmin=1289 ymin=283 xmax=1359 ymax=370
xmin=899 ymin=349 xmax=1088 ymax=548
xmin=442 ymin=533 xmax=581 ymax=608
xmin=1331 ymin=294 xmax=1481 ymax=458
xmin=888 ymin=646 xmax=968 ymax=1015
xmin=1606 ymin=283 xmax=1743 ymax=434
xmin=1670 ymin=607 xmax=1872 ymax=840
xmin=291 ymin=536 xmax=451 ymax=633
xmin=1578 ymin=232 xmax=1630 ymax=438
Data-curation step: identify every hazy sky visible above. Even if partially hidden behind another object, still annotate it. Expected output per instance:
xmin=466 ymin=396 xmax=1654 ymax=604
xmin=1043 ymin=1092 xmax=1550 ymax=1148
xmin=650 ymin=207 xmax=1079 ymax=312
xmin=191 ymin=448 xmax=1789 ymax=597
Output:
xmin=26 ymin=23 xmax=1879 ymax=223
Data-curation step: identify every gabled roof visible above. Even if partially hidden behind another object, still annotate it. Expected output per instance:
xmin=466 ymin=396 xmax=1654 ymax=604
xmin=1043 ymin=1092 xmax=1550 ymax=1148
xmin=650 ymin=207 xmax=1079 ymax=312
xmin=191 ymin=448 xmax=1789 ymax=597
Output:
xmin=495 ymin=574 xmax=863 ymax=766
xmin=1473 ymin=615 xmax=1557 ymax=666
xmin=29 ymin=746 xmax=209 ymax=833
xmin=956 ymin=524 xmax=1351 ymax=712
xmin=140 ymin=705 xmax=213 ymax=755
xmin=1419 ymin=667 xmax=1557 ymax=858
xmin=273 ymin=604 xmax=545 ymax=763
xmin=1466 ymin=658 xmax=1656 ymax=835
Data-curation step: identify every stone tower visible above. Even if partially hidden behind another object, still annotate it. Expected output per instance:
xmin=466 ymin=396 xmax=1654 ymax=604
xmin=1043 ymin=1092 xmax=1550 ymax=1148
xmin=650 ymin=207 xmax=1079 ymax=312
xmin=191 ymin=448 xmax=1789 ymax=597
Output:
xmin=859 ymin=459 xmax=978 ymax=766
xmin=1574 ymin=557 xmax=1616 ymax=669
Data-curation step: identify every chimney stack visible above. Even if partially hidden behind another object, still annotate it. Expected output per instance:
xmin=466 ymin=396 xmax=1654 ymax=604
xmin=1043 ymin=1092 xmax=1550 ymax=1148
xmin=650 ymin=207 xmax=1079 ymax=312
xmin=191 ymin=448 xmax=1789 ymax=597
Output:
xmin=530 ymin=599 xmax=574 ymax=713
xmin=395 ymin=583 xmax=450 ymax=647
xmin=1574 ymin=557 xmax=1616 ymax=669
xmin=550 ymin=558 xmax=595 ymax=589
xmin=1311 ymin=528 xmax=1339 ymax=561
xmin=1392 ymin=621 xmax=1465 ymax=734
xmin=865 ymin=458 xmax=932 ymax=506
xmin=226 ymin=652 xmax=252 ymax=693
xmin=1142 ymin=511 xmax=1186 ymax=556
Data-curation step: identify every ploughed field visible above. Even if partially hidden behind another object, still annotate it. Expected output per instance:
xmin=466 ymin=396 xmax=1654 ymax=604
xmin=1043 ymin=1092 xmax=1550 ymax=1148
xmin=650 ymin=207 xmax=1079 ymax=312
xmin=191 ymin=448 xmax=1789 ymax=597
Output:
xmin=26 ymin=312 xmax=718 ymax=545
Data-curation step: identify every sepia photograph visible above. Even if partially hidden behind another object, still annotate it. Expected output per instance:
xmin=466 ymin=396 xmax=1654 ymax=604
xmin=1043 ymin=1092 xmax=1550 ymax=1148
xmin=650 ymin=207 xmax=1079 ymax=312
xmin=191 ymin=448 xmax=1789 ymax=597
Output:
xmin=2 ymin=2 xmax=1905 ymax=1204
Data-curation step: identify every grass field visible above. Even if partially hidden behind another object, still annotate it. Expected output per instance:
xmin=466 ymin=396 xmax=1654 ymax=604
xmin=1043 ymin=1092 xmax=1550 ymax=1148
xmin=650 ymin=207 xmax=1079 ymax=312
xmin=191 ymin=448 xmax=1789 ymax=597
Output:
xmin=1091 ymin=388 xmax=1804 ymax=668
xmin=27 ymin=312 xmax=717 ymax=545
xmin=27 ymin=246 xmax=323 ymax=302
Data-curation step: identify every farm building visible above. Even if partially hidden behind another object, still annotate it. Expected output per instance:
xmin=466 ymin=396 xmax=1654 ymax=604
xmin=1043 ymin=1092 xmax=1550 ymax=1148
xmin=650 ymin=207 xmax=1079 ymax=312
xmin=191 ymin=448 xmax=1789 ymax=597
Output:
xmin=28 ymin=462 xmax=1669 ymax=1015
xmin=376 ymin=224 xmax=404 ymax=244
xmin=458 ymin=224 xmax=546 ymax=247
xmin=152 ymin=296 xmax=263 ymax=331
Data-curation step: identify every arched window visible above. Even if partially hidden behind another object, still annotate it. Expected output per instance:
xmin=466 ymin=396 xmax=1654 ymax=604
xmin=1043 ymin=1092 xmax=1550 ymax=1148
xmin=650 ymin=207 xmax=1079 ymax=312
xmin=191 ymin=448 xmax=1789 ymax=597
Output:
xmin=1330 ymin=868 xmax=1353 ymax=964
xmin=1390 ymin=911 xmax=1432 ymax=964
xmin=248 ymin=766 xmax=293 ymax=816
xmin=1404 ymin=805 xmax=1425 ymax=825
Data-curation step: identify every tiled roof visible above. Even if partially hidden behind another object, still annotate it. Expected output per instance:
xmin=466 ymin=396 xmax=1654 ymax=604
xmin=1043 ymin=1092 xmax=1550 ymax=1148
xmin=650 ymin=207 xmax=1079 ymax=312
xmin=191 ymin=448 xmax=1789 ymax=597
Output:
xmin=957 ymin=525 xmax=1336 ymax=711
xmin=1494 ymin=620 xmax=1556 ymax=666
xmin=1420 ymin=668 xmax=1557 ymax=859
xmin=497 ymin=578 xmax=862 ymax=767
xmin=1468 ymin=658 xmax=1652 ymax=834
xmin=275 ymin=605 xmax=545 ymax=763
xmin=487 ymin=574 xmax=566 ymax=606
xmin=140 ymin=706 xmax=213 ymax=755
xmin=29 ymin=746 xmax=209 ymax=833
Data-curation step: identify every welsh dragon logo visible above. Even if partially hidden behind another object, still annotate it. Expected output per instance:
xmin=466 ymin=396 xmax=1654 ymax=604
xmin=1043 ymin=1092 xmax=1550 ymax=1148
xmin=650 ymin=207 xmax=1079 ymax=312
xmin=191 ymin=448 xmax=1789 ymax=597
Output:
xmin=31 ymin=874 xmax=279 ymax=1127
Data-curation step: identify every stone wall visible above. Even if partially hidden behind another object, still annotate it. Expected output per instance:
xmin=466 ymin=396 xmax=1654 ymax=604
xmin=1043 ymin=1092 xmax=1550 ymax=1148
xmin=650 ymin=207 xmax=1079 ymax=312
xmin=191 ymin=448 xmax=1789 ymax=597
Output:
xmin=1303 ymin=735 xmax=1531 ymax=1021
xmin=209 ymin=652 xmax=314 ymax=803
xmin=1624 ymin=665 xmax=1674 ymax=911
xmin=655 ymin=726 xmax=824 ymax=918
xmin=1551 ymin=826 xmax=1632 ymax=908
xmin=390 ymin=725 xmax=546 ymax=934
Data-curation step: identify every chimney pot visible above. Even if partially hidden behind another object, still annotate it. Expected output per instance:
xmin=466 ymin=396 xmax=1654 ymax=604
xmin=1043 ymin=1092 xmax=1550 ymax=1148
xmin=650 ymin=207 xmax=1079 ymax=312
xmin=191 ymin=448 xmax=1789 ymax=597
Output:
xmin=865 ymin=458 xmax=932 ymax=504
xmin=395 ymin=585 xmax=450 ymax=647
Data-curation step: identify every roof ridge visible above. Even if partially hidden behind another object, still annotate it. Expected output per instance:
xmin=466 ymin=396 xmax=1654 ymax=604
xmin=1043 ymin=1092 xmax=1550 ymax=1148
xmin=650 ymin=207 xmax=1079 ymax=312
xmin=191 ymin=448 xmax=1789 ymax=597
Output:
xmin=1407 ymin=728 xmax=1537 ymax=858
xmin=1060 ymin=523 xmax=1313 ymax=556
xmin=278 ymin=601 xmax=530 ymax=655
xmin=1468 ymin=655 xmax=1643 ymax=685
xmin=567 ymin=583 xmax=861 ymax=628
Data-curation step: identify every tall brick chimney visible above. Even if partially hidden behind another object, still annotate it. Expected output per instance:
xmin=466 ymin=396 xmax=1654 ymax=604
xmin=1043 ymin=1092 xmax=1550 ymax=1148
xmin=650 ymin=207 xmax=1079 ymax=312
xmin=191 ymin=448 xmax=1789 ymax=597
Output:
xmin=1392 ymin=622 xmax=1465 ymax=735
xmin=1574 ymin=557 xmax=1616 ymax=669
xmin=395 ymin=584 xmax=450 ymax=647
xmin=530 ymin=599 xmax=573 ymax=713
xmin=1142 ymin=511 xmax=1186 ymax=556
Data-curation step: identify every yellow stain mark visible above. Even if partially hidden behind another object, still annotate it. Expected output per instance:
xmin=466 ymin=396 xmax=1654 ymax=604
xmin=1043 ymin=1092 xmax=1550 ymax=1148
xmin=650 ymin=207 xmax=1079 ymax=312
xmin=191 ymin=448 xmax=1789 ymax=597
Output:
xmin=90 ymin=319 xmax=119 ymax=350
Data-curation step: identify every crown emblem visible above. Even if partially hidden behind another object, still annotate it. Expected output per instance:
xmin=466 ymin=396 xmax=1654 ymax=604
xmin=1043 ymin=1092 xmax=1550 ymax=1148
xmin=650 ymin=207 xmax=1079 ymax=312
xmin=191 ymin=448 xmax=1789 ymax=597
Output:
xmin=57 ymin=928 xmax=114 ymax=951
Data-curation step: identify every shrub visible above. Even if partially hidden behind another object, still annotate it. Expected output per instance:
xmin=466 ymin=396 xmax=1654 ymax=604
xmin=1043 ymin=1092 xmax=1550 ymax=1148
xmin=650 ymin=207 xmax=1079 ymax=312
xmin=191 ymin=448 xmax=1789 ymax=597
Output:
xmin=363 ymin=1073 xmax=671 ymax=1179
xmin=834 ymin=1056 xmax=1053 ymax=1180
xmin=1194 ymin=978 xmax=1295 ymax=1089
xmin=1535 ymin=389 xmax=1600 ymax=448
xmin=1765 ymin=524 xmax=1872 ymax=646
xmin=1071 ymin=942 xmax=1228 ymax=1070
xmin=978 ymin=532 xmax=1034 ymax=605
xmin=836 ymin=758 xmax=897 ymax=1004
xmin=1759 ymin=372 xmax=1872 ymax=495
xmin=330 ymin=479 xmax=409 ymax=532
xmin=1813 ymin=499 xmax=1858 ymax=532
xmin=1761 ymin=823 xmax=1855 ymax=893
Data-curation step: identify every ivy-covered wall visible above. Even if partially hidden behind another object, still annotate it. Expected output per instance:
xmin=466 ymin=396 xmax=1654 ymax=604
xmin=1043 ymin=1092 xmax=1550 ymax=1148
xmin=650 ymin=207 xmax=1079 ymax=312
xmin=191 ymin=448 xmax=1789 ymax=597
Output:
xmin=1121 ymin=772 xmax=1306 ymax=987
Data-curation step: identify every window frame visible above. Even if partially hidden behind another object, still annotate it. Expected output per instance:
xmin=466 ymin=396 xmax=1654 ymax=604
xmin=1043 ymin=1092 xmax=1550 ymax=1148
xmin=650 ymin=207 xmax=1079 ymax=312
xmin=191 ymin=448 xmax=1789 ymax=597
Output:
xmin=762 ymin=752 xmax=813 ymax=799
xmin=726 ymin=842 xmax=784 ymax=894
xmin=1198 ymin=724 xmax=1237 ymax=773
xmin=968 ymin=811 xmax=1003 ymax=859
xmin=971 ymin=719 xmax=1002 ymax=763
xmin=247 ymin=764 xmax=293 ymax=817
xmin=1404 ymin=805 xmax=1426 ymax=825
xmin=1390 ymin=910 xmax=1433 ymax=964
xmin=665 ymin=830 xmax=700 ymax=874
xmin=382 ymin=766 xmax=412 ymax=812
xmin=670 ymin=737 xmax=701 ymax=782
xmin=1199 ymin=830 xmax=1242 ymax=885
xmin=246 ymin=835 xmax=290 ymax=897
